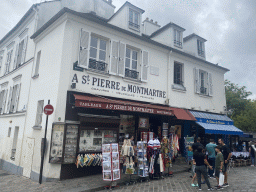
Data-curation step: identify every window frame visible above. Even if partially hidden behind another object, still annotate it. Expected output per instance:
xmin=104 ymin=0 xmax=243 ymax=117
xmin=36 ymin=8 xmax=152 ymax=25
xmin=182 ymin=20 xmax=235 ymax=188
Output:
xmin=5 ymin=49 xmax=13 ymax=75
xmin=174 ymin=29 xmax=182 ymax=47
xmin=0 ymin=51 xmax=4 ymax=75
xmin=34 ymin=100 xmax=44 ymax=129
xmin=128 ymin=8 xmax=140 ymax=31
xmin=174 ymin=62 xmax=184 ymax=86
xmin=33 ymin=50 xmax=41 ymax=77
xmin=199 ymin=69 xmax=208 ymax=95
xmin=125 ymin=46 xmax=139 ymax=80
xmin=197 ymin=40 xmax=205 ymax=57
xmin=88 ymin=35 xmax=109 ymax=72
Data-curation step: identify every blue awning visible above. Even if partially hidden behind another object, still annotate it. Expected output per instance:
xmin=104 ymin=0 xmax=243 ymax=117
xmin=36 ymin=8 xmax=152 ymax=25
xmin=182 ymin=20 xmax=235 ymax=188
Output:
xmin=196 ymin=122 xmax=243 ymax=135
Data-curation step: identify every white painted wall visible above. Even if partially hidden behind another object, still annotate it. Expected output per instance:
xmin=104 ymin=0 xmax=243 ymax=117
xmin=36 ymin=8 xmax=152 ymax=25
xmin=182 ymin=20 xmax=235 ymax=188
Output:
xmin=152 ymin=28 xmax=172 ymax=47
xmin=142 ymin=20 xmax=160 ymax=36
xmin=183 ymin=37 xmax=206 ymax=60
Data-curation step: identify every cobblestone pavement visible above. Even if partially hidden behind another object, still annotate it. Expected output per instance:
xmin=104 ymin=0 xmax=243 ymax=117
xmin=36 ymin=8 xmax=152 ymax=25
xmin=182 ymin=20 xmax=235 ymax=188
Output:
xmin=0 ymin=166 xmax=255 ymax=192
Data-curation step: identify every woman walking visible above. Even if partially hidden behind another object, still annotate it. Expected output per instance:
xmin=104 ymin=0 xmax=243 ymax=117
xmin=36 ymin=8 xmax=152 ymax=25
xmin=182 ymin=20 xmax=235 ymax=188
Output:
xmin=193 ymin=146 xmax=214 ymax=190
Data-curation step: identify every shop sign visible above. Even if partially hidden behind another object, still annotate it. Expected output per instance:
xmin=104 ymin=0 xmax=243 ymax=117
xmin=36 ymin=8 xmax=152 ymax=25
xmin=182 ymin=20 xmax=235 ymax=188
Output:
xmin=197 ymin=118 xmax=233 ymax=125
xmin=72 ymin=74 xmax=167 ymax=99
xmin=75 ymin=100 xmax=173 ymax=116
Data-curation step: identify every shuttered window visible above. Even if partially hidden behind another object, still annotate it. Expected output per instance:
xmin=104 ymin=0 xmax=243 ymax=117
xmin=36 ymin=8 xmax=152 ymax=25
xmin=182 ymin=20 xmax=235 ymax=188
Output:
xmin=15 ymin=36 xmax=28 ymax=68
xmin=174 ymin=30 xmax=182 ymax=47
xmin=35 ymin=100 xmax=44 ymax=127
xmin=129 ymin=9 xmax=140 ymax=31
xmin=0 ymin=89 xmax=8 ymax=114
xmin=0 ymin=51 xmax=4 ymax=75
xmin=125 ymin=48 xmax=138 ymax=80
xmin=9 ymin=83 xmax=21 ymax=113
xmin=34 ymin=51 xmax=41 ymax=76
xmin=5 ymin=50 xmax=13 ymax=74
xmin=194 ymin=68 xmax=213 ymax=96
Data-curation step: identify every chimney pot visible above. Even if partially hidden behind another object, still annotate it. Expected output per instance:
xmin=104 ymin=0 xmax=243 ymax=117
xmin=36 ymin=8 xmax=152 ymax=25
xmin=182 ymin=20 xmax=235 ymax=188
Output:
xmin=150 ymin=19 xmax=153 ymax=22
xmin=155 ymin=21 xmax=158 ymax=24
xmin=146 ymin=17 xmax=149 ymax=20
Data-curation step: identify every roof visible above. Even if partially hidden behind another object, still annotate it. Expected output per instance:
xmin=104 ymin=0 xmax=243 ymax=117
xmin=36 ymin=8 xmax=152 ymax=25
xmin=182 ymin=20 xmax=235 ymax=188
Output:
xmin=150 ymin=22 xmax=185 ymax=38
xmin=189 ymin=110 xmax=232 ymax=121
xmin=184 ymin=33 xmax=207 ymax=42
xmin=30 ymin=8 xmax=229 ymax=72
xmin=108 ymin=1 xmax=145 ymax=22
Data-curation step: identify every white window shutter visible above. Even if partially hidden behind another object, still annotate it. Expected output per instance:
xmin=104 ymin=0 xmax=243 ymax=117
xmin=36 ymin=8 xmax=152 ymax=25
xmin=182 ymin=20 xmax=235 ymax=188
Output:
xmin=118 ymin=42 xmax=125 ymax=77
xmin=13 ymin=44 xmax=19 ymax=69
xmin=194 ymin=68 xmax=200 ymax=94
xmin=13 ymin=83 xmax=21 ymax=113
xmin=208 ymin=72 xmax=213 ymax=96
xmin=1 ymin=90 xmax=8 ymax=114
xmin=6 ymin=87 xmax=13 ymax=114
xmin=78 ymin=29 xmax=90 ymax=69
xmin=109 ymin=40 xmax=119 ymax=75
xmin=21 ymin=36 xmax=28 ymax=64
xmin=141 ymin=51 xmax=149 ymax=82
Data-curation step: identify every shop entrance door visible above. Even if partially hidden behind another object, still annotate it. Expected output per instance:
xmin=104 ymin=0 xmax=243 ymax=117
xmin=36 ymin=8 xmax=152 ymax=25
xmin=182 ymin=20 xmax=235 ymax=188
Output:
xmin=23 ymin=138 xmax=35 ymax=178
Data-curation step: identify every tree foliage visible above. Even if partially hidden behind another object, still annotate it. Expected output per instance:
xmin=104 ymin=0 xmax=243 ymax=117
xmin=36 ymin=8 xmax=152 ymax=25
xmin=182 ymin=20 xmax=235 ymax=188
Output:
xmin=225 ymin=80 xmax=256 ymax=132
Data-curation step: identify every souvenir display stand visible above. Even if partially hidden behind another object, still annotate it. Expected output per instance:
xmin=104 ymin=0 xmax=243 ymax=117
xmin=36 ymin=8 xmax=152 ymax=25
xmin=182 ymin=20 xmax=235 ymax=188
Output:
xmin=121 ymin=138 xmax=136 ymax=185
xmin=148 ymin=139 xmax=164 ymax=180
xmin=184 ymin=137 xmax=194 ymax=164
xmin=102 ymin=143 xmax=121 ymax=190
xmin=161 ymin=136 xmax=172 ymax=177
xmin=137 ymin=141 xmax=149 ymax=182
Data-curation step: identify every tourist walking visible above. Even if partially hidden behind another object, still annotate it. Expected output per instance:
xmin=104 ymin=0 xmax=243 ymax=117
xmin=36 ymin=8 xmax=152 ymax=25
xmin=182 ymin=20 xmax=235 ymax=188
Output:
xmin=249 ymin=141 xmax=256 ymax=166
xmin=193 ymin=146 xmax=214 ymax=190
xmin=214 ymin=145 xmax=224 ymax=190
xmin=206 ymin=139 xmax=217 ymax=178
xmin=218 ymin=138 xmax=231 ymax=187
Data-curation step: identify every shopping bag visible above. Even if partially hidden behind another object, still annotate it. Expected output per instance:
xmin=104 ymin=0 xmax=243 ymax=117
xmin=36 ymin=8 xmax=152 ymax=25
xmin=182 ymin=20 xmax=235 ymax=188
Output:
xmin=219 ymin=172 xmax=224 ymax=186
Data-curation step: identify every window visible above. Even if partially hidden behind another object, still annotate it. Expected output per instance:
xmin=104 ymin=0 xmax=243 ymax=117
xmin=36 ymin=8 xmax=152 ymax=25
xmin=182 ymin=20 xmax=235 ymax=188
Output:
xmin=34 ymin=51 xmax=41 ymax=77
xmin=14 ymin=36 xmax=28 ymax=68
xmin=5 ymin=49 xmax=13 ymax=74
xmin=0 ymin=51 xmax=4 ymax=75
xmin=129 ymin=9 xmax=140 ymax=31
xmin=34 ymin=100 xmax=44 ymax=128
xmin=197 ymin=40 xmax=204 ymax=57
xmin=125 ymin=47 xmax=139 ymax=79
xmin=174 ymin=29 xmax=182 ymax=47
xmin=89 ymin=36 xmax=108 ymax=72
xmin=195 ymin=68 xmax=213 ymax=96
xmin=199 ymin=70 xmax=207 ymax=94
xmin=0 ymin=88 xmax=8 ymax=114
xmin=174 ymin=62 xmax=183 ymax=85
xmin=11 ymin=126 xmax=19 ymax=160
xmin=8 ymin=127 xmax=11 ymax=137
xmin=9 ymin=84 xmax=21 ymax=113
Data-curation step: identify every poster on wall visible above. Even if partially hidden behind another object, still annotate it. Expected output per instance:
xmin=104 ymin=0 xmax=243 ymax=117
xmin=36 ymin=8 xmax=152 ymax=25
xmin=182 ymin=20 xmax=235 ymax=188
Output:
xmin=169 ymin=126 xmax=175 ymax=134
xmin=175 ymin=125 xmax=182 ymax=138
xmin=49 ymin=124 xmax=65 ymax=163
xmin=139 ymin=117 xmax=149 ymax=128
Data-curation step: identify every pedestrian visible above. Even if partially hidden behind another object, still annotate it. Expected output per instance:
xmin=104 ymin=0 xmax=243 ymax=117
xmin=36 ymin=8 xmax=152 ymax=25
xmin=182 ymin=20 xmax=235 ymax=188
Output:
xmin=218 ymin=138 xmax=231 ymax=187
xmin=206 ymin=139 xmax=217 ymax=178
xmin=192 ymin=137 xmax=204 ymax=152
xmin=249 ymin=141 xmax=256 ymax=166
xmin=214 ymin=145 xmax=224 ymax=190
xmin=193 ymin=146 xmax=214 ymax=191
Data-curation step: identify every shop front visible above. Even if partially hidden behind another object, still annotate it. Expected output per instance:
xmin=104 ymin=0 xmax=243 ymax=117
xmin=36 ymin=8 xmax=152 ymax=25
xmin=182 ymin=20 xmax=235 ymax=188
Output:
xmin=49 ymin=91 xmax=196 ymax=180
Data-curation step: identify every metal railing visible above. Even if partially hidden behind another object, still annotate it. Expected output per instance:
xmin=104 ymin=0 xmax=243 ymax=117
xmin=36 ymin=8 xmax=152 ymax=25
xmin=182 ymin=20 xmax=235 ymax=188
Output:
xmin=174 ymin=40 xmax=182 ymax=47
xmin=125 ymin=68 xmax=139 ymax=80
xmin=129 ymin=21 xmax=140 ymax=30
xmin=89 ymin=59 xmax=108 ymax=72
xmin=200 ymin=87 xmax=207 ymax=95
xmin=198 ymin=49 xmax=205 ymax=57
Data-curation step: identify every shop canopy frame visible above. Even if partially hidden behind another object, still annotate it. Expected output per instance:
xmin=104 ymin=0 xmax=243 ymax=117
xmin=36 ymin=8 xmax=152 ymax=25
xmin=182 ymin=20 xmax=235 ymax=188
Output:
xmin=190 ymin=110 xmax=243 ymax=135
xmin=73 ymin=94 xmax=196 ymax=121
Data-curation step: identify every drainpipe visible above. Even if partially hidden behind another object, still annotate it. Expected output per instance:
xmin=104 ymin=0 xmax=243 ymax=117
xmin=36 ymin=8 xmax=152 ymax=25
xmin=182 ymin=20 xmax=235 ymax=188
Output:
xmin=167 ymin=50 xmax=172 ymax=106
xmin=18 ymin=5 xmax=39 ymax=166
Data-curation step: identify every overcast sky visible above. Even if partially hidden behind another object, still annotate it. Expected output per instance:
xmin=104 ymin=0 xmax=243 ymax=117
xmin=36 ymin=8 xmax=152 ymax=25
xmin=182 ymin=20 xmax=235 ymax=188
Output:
xmin=1 ymin=0 xmax=256 ymax=99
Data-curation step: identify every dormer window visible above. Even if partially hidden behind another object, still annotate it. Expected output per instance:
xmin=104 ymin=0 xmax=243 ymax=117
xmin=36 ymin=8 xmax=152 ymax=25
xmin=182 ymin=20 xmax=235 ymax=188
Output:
xmin=174 ymin=29 xmax=182 ymax=47
xmin=129 ymin=9 xmax=140 ymax=31
xmin=197 ymin=40 xmax=205 ymax=57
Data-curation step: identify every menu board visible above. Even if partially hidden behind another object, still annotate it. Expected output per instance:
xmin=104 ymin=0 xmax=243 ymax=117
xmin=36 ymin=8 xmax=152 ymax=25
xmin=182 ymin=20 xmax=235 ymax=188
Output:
xmin=49 ymin=124 xmax=65 ymax=163
xmin=102 ymin=143 xmax=120 ymax=181
xmin=63 ymin=125 xmax=78 ymax=164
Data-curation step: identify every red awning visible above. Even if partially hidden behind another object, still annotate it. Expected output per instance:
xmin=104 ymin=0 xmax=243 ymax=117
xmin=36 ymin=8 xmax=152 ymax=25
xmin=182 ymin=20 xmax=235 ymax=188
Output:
xmin=73 ymin=94 xmax=196 ymax=121
xmin=171 ymin=108 xmax=197 ymax=121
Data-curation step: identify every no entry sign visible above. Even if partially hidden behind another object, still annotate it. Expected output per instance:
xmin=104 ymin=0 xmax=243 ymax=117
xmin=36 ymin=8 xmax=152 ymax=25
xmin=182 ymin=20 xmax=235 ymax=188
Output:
xmin=44 ymin=104 xmax=54 ymax=115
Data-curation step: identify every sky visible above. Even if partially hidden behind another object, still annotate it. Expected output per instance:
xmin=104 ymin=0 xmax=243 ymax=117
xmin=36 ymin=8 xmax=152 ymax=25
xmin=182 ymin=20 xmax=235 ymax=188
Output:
xmin=1 ymin=0 xmax=256 ymax=99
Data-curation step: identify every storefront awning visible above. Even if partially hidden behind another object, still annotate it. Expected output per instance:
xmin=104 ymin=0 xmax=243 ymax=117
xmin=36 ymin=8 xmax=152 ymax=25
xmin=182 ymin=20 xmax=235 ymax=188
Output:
xmin=196 ymin=122 xmax=243 ymax=135
xmin=73 ymin=94 xmax=196 ymax=120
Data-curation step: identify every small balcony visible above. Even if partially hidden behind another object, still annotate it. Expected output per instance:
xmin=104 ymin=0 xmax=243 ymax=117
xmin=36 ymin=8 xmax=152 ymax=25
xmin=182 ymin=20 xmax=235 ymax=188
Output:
xmin=200 ymin=87 xmax=207 ymax=95
xmin=89 ymin=59 xmax=108 ymax=72
xmin=129 ymin=21 xmax=140 ymax=30
xmin=198 ymin=50 xmax=205 ymax=57
xmin=125 ymin=69 xmax=139 ymax=80
xmin=174 ymin=40 xmax=182 ymax=47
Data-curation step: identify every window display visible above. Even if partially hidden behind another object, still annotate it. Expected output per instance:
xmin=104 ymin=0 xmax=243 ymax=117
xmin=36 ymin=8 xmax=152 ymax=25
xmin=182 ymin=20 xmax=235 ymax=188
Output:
xmin=64 ymin=125 xmax=79 ymax=164
xmin=79 ymin=129 xmax=117 ymax=152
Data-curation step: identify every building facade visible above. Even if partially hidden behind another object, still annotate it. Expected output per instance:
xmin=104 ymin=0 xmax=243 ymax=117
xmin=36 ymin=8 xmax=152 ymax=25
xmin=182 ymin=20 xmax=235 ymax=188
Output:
xmin=0 ymin=0 xmax=237 ymax=181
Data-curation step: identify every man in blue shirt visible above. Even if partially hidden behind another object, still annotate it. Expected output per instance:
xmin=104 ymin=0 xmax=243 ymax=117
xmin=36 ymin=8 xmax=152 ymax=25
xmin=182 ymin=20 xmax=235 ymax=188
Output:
xmin=206 ymin=139 xmax=217 ymax=178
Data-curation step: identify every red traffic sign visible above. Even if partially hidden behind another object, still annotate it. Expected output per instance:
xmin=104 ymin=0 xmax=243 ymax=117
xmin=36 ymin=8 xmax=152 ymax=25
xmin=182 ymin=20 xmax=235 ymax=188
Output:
xmin=44 ymin=104 xmax=54 ymax=115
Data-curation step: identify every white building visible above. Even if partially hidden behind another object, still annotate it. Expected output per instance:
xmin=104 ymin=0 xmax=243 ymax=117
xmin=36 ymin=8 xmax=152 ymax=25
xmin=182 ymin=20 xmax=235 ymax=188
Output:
xmin=0 ymin=0 xmax=242 ymax=181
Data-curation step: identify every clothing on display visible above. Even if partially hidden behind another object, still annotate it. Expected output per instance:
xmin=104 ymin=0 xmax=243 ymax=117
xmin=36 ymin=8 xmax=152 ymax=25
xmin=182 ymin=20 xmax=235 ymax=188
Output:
xmin=161 ymin=137 xmax=171 ymax=168
xmin=169 ymin=134 xmax=179 ymax=161
xmin=121 ymin=139 xmax=136 ymax=174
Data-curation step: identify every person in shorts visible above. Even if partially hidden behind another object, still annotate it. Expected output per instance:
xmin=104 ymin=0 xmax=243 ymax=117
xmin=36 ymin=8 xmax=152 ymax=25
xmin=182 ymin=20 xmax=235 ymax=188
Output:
xmin=218 ymin=138 xmax=231 ymax=187
xmin=214 ymin=145 xmax=224 ymax=190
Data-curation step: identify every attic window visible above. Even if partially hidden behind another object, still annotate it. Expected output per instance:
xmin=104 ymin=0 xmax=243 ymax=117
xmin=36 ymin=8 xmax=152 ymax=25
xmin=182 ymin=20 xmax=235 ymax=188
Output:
xmin=197 ymin=40 xmax=205 ymax=57
xmin=129 ymin=9 xmax=140 ymax=31
xmin=174 ymin=29 xmax=182 ymax=47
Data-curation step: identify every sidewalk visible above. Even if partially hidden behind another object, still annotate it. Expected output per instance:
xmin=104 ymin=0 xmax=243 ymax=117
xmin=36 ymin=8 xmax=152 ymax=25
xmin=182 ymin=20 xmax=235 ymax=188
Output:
xmin=0 ymin=161 xmax=190 ymax=192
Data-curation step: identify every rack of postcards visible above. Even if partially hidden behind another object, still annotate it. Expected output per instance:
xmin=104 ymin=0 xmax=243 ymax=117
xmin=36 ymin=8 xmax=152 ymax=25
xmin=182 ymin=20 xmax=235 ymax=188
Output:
xmin=137 ymin=141 xmax=149 ymax=178
xmin=184 ymin=137 xmax=194 ymax=164
xmin=75 ymin=153 xmax=102 ymax=167
xmin=102 ymin=143 xmax=121 ymax=181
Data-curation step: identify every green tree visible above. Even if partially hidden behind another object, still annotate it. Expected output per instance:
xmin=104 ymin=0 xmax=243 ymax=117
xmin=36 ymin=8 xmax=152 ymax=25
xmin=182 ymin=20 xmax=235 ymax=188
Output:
xmin=225 ymin=80 xmax=252 ymax=118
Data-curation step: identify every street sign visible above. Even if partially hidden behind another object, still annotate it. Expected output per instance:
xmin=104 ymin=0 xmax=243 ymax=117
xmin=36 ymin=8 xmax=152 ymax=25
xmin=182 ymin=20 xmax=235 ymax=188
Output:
xmin=44 ymin=104 xmax=54 ymax=115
